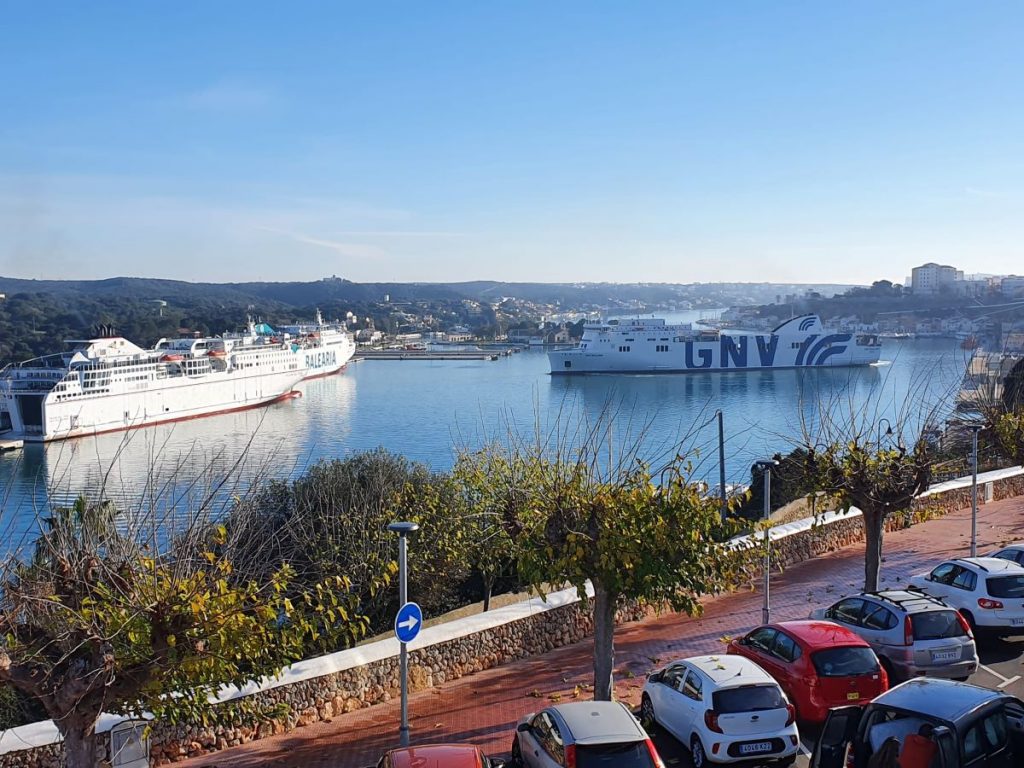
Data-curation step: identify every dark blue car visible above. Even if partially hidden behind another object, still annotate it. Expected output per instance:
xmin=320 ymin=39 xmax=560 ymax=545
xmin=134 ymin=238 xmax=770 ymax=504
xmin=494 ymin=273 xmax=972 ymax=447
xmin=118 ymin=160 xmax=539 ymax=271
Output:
xmin=812 ymin=678 xmax=1024 ymax=768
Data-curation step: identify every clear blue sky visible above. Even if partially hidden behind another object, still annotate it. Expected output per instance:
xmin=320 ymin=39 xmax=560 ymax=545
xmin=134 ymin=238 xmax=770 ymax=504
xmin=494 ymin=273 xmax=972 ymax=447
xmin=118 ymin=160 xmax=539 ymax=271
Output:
xmin=2 ymin=2 xmax=1022 ymax=284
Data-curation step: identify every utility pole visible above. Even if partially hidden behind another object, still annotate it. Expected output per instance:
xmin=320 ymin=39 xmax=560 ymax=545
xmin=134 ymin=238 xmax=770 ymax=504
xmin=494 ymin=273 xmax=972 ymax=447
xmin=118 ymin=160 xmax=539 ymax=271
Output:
xmin=717 ymin=410 xmax=727 ymax=520
xmin=387 ymin=521 xmax=420 ymax=747
xmin=754 ymin=460 xmax=779 ymax=625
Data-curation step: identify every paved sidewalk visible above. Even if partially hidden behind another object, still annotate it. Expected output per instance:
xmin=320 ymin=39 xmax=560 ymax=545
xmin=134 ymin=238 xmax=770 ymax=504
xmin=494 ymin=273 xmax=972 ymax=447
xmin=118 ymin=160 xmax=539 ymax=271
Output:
xmin=180 ymin=496 xmax=1024 ymax=768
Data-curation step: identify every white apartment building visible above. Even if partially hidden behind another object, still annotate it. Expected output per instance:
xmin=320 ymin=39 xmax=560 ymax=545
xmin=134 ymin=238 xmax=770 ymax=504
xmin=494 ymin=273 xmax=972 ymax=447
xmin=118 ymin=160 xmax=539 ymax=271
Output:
xmin=911 ymin=262 xmax=964 ymax=294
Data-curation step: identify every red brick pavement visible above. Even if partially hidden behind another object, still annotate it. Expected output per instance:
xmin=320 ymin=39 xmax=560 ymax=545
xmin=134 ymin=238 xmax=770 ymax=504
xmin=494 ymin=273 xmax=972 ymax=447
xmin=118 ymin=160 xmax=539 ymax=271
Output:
xmin=179 ymin=496 xmax=1024 ymax=768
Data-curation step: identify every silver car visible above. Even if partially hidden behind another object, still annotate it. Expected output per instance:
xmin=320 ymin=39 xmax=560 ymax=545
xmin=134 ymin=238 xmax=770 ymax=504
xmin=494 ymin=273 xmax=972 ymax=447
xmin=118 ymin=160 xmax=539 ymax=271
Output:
xmin=809 ymin=590 xmax=978 ymax=682
xmin=511 ymin=700 xmax=664 ymax=768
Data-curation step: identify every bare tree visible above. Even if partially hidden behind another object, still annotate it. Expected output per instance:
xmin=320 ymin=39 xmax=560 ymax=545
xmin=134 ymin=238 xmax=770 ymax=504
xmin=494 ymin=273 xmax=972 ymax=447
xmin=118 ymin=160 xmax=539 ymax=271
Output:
xmin=797 ymin=365 xmax=948 ymax=592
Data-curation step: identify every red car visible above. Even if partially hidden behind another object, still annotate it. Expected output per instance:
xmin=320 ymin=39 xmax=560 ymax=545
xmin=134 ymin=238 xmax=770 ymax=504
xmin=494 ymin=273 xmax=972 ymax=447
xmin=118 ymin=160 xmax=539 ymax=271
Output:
xmin=727 ymin=620 xmax=888 ymax=723
xmin=375 ymin=744 xmax=506 ymax=768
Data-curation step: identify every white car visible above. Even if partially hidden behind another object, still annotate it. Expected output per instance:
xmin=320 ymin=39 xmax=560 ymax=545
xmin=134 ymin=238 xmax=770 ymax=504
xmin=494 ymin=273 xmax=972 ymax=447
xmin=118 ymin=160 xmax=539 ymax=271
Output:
xmin=641 ymin=654 xmax=799 ymax=767
xmin=990 ymin=542 xmax=1024 ymax=566
xmin=908 ymin=557 xmax=1024 ymax=636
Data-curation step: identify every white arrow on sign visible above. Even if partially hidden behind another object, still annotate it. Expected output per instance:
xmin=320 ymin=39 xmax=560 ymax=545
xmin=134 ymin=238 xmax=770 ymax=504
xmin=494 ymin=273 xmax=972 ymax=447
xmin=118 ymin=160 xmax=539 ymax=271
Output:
xmin=398 ymin=615 xmax=419 ymax=632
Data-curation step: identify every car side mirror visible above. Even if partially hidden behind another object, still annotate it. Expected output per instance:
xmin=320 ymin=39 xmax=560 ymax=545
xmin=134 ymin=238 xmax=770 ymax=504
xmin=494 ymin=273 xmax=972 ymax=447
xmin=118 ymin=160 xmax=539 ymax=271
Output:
xmin=516 ymin=722 xmax=530 ymax=733
xmin=648 ymin=672 xmax=662 ymax=683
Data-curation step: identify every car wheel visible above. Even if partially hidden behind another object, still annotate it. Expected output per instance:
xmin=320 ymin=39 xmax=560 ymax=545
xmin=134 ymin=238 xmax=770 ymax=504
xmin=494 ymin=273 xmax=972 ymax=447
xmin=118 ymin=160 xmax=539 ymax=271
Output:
xmin=879 ymin=656 xmax=898 ymax=684
xmin=961 ymin=610 xmax=979 ymax=637
xmin=510 ymin=737 xmax=524 ymax=768
xmin=691 ymin=736 xmax=707 ymax=768
xmin=640 ymin=694 xmax=657 ymax=731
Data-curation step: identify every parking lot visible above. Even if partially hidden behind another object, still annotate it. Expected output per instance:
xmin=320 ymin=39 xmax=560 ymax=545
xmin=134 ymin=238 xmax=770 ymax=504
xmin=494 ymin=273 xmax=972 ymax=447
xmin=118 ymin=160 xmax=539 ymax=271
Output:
xmin=646 ymin=632 xmax=1024 ymax=767
xmin=177 ymin=495 xmax=1024 ymax=768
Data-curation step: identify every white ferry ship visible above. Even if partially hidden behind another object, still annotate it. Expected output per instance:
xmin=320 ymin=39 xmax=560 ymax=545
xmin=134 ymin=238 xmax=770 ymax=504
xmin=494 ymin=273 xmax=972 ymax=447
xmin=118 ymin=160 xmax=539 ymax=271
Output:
xmin=0 ymin=332 xmax=306 ymax=442
xmin=243 ymin=310 xmax=355 ymax=380
xmin=548 ymin=314 xmax=881 ymax=374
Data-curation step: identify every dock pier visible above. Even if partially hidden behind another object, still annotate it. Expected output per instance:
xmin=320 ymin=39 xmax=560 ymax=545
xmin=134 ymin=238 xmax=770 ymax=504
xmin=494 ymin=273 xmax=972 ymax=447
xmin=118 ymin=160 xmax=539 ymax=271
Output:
xmin=353 ymin=348 xmax=514 ymax=361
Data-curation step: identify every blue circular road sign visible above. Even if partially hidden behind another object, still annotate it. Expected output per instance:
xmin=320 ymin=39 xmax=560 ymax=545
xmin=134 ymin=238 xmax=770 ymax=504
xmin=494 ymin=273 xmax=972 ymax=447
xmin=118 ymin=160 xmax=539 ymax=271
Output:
xmin=394 ymin=602 xmax=423 ymax=644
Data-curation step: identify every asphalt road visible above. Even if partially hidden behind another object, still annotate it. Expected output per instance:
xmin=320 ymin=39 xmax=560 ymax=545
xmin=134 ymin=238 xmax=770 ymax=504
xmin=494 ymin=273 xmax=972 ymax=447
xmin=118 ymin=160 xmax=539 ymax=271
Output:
xmin=646 ymin=632 xmax=1024 ymax=767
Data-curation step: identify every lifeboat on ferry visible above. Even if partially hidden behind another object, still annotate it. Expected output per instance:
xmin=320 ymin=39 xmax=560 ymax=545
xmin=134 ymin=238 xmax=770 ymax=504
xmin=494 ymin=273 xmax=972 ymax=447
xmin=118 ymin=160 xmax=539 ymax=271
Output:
xmin=207 ymin=349 xmax=227 ymax=358
xmin=160 ymin=353 xmax=184 ymax=362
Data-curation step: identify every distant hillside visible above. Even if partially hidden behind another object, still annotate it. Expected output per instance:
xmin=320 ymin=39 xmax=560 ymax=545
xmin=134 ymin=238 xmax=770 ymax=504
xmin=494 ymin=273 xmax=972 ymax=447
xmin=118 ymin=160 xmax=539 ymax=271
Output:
xmin=0 ymin=276 xmax=857 ymax=308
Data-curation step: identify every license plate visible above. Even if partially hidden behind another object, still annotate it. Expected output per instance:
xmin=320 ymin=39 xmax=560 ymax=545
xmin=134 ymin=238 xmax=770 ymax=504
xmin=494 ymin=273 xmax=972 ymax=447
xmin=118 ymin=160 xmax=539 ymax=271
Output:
xmin=1011 ymin=618 xmax=1024 ymax=626
xmin=739 ymin=742 xmax=773 ymax=755
xmin=932 ymin=649 xmax=960 ymax=662
xmin=847 ymin=692 xmax=861 ymax=701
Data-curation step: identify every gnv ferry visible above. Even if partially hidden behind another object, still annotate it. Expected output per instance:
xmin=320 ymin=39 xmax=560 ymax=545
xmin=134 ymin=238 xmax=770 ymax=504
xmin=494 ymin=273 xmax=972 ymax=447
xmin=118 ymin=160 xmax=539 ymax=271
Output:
xmin=548 ymin=314 xmax=881 ymax=374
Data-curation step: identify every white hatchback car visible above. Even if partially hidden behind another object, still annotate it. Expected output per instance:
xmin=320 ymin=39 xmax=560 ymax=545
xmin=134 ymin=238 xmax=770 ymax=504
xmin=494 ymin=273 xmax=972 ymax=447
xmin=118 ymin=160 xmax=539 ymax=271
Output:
xmin=908 ymin=557 xmax=1024 ymax=636
xmin=990 ymin=542 xmax=1024 ymax=566
xmin=641 ymin=654 xmax=799 ymax=767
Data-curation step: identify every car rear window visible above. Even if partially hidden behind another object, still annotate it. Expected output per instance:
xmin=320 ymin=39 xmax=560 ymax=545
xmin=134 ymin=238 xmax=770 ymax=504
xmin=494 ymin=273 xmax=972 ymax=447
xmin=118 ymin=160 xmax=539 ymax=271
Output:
xmin=911 ymin=610 xmax=967 ymax=640
xmin=713 ymin=685 xmax=785 ymax=713
xmin=575 ymin=742 xmax=655 ymax=768
xmin=811 ymin=646 xmax=879 ymax=677
xmin=987 ymin=575 xmax=1024 ymax=598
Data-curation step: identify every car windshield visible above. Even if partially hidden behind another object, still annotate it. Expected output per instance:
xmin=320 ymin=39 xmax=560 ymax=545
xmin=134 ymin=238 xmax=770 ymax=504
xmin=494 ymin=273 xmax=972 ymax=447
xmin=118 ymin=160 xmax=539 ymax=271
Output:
xmin=911 ymin=611 xmax=967 ymax=640
xmin=987 ymin=575 xmax=1024 ymax=598
xmin=575 ymin=742 xmax=655 ymax=767
xmin=713 ymin=685 xmax=785 ymax=713
xmin=811 ymin=646 xmax=879 ymax=677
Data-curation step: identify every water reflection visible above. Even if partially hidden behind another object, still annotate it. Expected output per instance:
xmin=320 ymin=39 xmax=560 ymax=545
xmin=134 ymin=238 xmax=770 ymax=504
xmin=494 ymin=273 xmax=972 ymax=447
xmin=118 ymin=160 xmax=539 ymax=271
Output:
xmin=0 ymin=373 xmax=356 ymax=545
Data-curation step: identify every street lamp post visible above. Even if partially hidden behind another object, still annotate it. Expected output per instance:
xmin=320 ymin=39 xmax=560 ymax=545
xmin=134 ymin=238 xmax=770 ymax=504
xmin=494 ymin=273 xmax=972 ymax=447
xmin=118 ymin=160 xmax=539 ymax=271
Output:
xmin=717 ymin=410 xmax=727 ymax=521
xmin=754 ymin=459 xmax=779 ymax=625
xmin=387 ymin=521 xmax=420 ymax=747
xmin=877 ymin=418 xmax=893 ymax=448
xmin=968 ymin=425 xmax=984 ymax=557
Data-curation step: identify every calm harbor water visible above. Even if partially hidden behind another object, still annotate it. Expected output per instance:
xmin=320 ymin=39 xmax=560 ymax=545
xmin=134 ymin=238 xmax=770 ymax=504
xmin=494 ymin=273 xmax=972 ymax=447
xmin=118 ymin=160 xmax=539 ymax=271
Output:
xmin=0 ymin=311 xmax=971 ymax=546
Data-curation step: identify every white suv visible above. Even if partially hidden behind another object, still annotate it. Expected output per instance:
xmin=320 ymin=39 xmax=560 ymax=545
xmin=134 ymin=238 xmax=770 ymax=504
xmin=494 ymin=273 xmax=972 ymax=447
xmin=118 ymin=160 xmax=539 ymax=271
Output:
xmin=641 ymin=654 xmax=799 ymax=767
xmin=908 ymin=557 xmax=1024 ymax=636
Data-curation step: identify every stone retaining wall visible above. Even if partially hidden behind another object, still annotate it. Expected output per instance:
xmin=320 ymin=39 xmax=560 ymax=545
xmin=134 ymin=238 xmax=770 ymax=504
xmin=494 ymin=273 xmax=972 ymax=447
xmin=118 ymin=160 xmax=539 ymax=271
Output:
xmin=146 ymin=600 xmax=648 ymax=764
xmin=2 ymin=467 xmax=1022 ymax=767
xmin=0 ymin=733 xmax=111 ymax=768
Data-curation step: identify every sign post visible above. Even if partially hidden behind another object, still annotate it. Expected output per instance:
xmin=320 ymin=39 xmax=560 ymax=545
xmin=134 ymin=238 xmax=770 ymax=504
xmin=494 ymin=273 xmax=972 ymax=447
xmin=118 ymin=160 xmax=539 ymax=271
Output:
xmin=387 ymin=521 xmax=420 ymax=747
xmin=968 ymin=425 xmax=984 ymax=557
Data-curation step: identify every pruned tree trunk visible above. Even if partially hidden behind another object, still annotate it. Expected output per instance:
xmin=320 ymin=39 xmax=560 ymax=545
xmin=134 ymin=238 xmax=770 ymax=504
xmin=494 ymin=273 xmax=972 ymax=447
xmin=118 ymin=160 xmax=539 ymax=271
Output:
xmin=483 ymin=578 xmax=493 ymax=612
xmin=592 ymin=581 xmax=616 ymax=701
xmin=58 ymin=712 xmax=99 ymax=768
xmin=863 ymin=510 xmax=885 ymax=592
